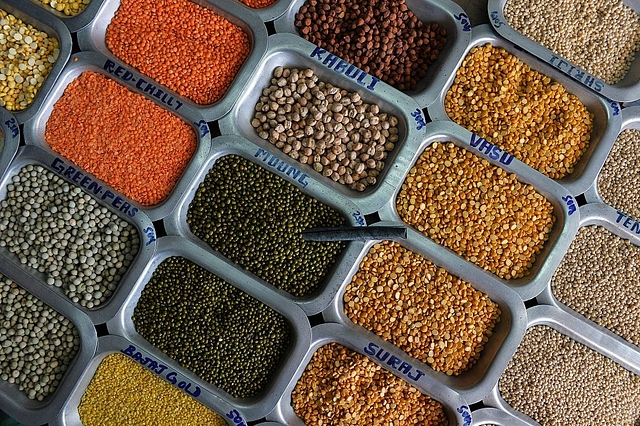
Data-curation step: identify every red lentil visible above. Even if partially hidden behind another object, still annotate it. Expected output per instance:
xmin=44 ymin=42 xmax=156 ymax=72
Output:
xmin=240 ymin=0 xmax=277 ymax=8
xmin=44 ymin=71 xmax=197 ymax=206
xmin=105 ymin=0 xmax=250 ymax=105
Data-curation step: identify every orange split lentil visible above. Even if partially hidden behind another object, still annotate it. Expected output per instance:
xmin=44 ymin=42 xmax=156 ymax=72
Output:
xmin=78 ymin=353 xmax=227 ymax=426
xmin=44 ymin=71 xmax=197 ymax=206
xmin=240 ymin=0 xmax=277 ymax=8
xmin=344 ymin=241 xmax=501 ymax=376
xmin=396 ymin=142 xmax=555 ymax=280
xmin=105 ymin=0 xmax=250 ymax=105
xmin=292 ymin=342 xmax=449 ymax=425
xmin=444 ymin=44 xmax=593 ymax=180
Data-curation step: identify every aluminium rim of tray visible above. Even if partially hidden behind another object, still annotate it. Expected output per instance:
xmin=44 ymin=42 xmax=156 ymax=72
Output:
xmin=427 ymin=24 xmax=622 ymax=197
xmin=22 ymin=51 xmax=213 ymax=223
xmin=482 ymin=304 xmax=640 ymax=425
xmin=0 ymin=110 xmax=20 ymax=182
xmin=218 ymin=32 xmax=430 ymax=216
xmin=0 ymin=255 xmax=97 ymax=426
xmin=75 ymin=0 xmax=268 ymax=122
xmin=26 ymin=0 xmax=107 ymax=32
xmin=104 ymin=236 xmax=312 ymax=422
xmin=0 ymin=0 xmax=73 ymax=124
xmin=266 ymin=322 xmax=474 ymax=426
xmin=487 ymin=0 xmax=640 ymax=103
xmin=322 ymin=220 xmax=528 ymax=404
xmin=0 ymin=145 xmax=157 ymax=325
xmin=163 ymin=133 xmax=370 ymax=316
xmin=272 ymin=0 xmax=473 ymax=108
xmin=375 ymin=119 xmax=581 ymax=302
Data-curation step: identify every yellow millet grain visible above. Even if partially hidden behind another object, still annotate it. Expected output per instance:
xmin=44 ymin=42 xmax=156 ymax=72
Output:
xmin=78 ymin=353 xmax=227 ymax=426
xmin=292 ymin=342 xmax=449 ymax=425
xmin=445 ymin=44 xmax=593 ymax=180
xmin=344 ymin=241 xmax=501 ymax=376
xmin=396 ymin=142 xmax=555 ymax=280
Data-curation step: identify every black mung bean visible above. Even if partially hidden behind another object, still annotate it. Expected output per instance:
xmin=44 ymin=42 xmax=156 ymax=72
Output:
xmin=186 ymin=154 xmax=346 ymax=297
xmin=132 ymin=256 xmax=292 ymax=399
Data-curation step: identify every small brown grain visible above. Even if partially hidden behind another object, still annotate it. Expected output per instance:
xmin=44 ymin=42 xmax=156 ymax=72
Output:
xmin=344 ymin=240 xmax=501 ymax=376
xmin=396 ymin=142 xmax=555 ymax=279
xmin=291 ymin=342 xmax=448 ymax=425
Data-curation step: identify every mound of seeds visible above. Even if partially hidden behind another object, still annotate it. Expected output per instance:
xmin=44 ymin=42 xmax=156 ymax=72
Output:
xmin=133 ymin=256 xmax=291 ymax=399
xmin=292 ymin=342 xmax=448 ymax=425
xmin=504 ymin=0 xmax=640 ymax=84
xmin=0 ymin=164 xmax=140 ymax=309
xmin=499 ymin=325 xmax=640 ymax=425
xmin=444 ymin=44 xmax=593 ymax=180
xmin=0 ymin=9 xmax=60 ymax=111
xmin=344 ymin=241 xmax=501 ymax=376
xmin=552 ymin=226 xmax=640 ymax=347
xmin=0 ymin=274 xmax=80 ymax=401
xmin=252 ymin=67 xmax=400 ymax=192
xmin=396 ymin=142 xmax=555 ymax=279
xmin=186 ymin=154 xmax=346 ymax=297
xmin=37 ymin=0 xmax=91 ymax=16
xmin=598 ymin=129 xmax=640 ymax=219
xmin=106 ymin=0 xmax=250 ymax=105
xmin=239 ymin=0 xmax=276 ymax=7
xmin=78 ymin=353 xmax=227 ymax=426
xmin=294 ymin=0 xmax=447 ymax=91
xmin=45 ymin=71 xmax=197 ymax=206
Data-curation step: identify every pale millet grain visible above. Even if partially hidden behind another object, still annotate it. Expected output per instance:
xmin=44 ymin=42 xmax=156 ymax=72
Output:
xmin=396 ymin=142 xmax=555 ymax=279
xmin=445 ymin=44 xmax=593 ymax=180
xmin=344 ymin=241 xmax=501 ymax=376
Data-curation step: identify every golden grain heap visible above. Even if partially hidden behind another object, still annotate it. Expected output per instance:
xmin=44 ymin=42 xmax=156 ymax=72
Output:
xmin=344 ymin=241 xmax=501 ymax=375
xmin=445 ymin=44 xmax=593 ymax=180
xmin=396 ymin=142 xmax=555 ymax=279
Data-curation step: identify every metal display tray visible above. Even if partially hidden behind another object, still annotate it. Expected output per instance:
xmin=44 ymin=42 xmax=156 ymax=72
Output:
xmin=583 ymin=105 xmax=640 ymax=206
xmin=76 ymin=0 xmax=268 ymax=122
xmin=163 ymin=133 xmax=369 ymax=316
xmin=22 ymin=51 xmax=213 ymax=223
xmin=0 ymin=0 xmax=73 ymax=124
xmin=427 ymin=24 xmax=622 ymax=196
xmin=104 ymin=236 xmax=312 ymax=421
xmin=487 ymin=0 xmax=640 ymax=103
xmin=51 ymin=334 xmax=249 ymax=426
xmin=0 ymin=145 xmax=156 ymax=325
xmin=237 ymin=0 xmax=290 ymax=23
xmin=482 ymin=304 xmax=640 ymax=425
xmin=266 ymin=322 xmax=474 ymax=426
xmin=375 ymin=120 xmax=580 ymax=302
xmin=26 ymin=0 xmax=106 ymax=33
xmin=219 ymin=32 xmax=430 ymax=215
xmin=272 ymin=0 xmax=472 ymax=108
xmin=0 ymin=255 xmax=97 ymax=426
xmin=322 ymin=221 xmax=527 ymax=403
xmin=0 ymin=110 xmax=20 ymax=182
xmin=471 ymin=407 xmax=530 ymax=426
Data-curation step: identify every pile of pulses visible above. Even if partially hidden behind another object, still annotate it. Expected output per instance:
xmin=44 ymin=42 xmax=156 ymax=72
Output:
xmin=291 ymin=343 xmax=448 ymax=425
xmin=344 ymin=241 xmax=501 ymax=376
xmin=0 ymin=274 xmax=80 ymax=401
xmin=499 ymin=325 xmax=640 ymax=425
xmin=37 ymin=0 xmax=91 ymax=16
xmin=133 ymin=256 xmax=291 ymax=399
xmin=396 ymin=142 xmax=555 ymax=279
xmin=186 ymin=155 xmax=346 ymax=297
xmin=0 ymin=165 xmax=140 ymax=309
xmin=294 ymin=0 xmax=447 ymax=90
xmin=551 ymin=226 xmax=640 ymax=347
xmin=239 ymin=0 xmax=276 ymax=8
xmin=78 ymin=353 xmax=227 ymax=426
xmin=0 ymin=9 xmax=59 ymax=112
xmin=444 ymin=44 xmax=593 ymax=180
xmin=504 ymin=0 xmax=640 ymax=84
xmin=252 ymin=67 xmax=400 ymax=191
xmin=105 ymin=0 xmax=250 ymax=105
xmin=597 ymin=129 xmax=640 ymax=219
xmin=45 ymin=71 xmax=197 ymax=206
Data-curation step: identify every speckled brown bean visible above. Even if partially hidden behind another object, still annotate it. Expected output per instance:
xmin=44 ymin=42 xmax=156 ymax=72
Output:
xmin=294 ymin=0 xmax=447 ymax=91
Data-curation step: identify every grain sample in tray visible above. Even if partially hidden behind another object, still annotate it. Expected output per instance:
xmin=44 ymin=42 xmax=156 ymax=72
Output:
xmin=444 ymin=43 xmax=593 ymax=180
xmin=396 ymin=142 xmax=555 ymax=280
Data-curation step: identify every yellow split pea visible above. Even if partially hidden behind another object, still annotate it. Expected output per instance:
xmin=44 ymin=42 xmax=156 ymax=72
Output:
xmin=396 ymin=142 xmax=555 ymax=280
